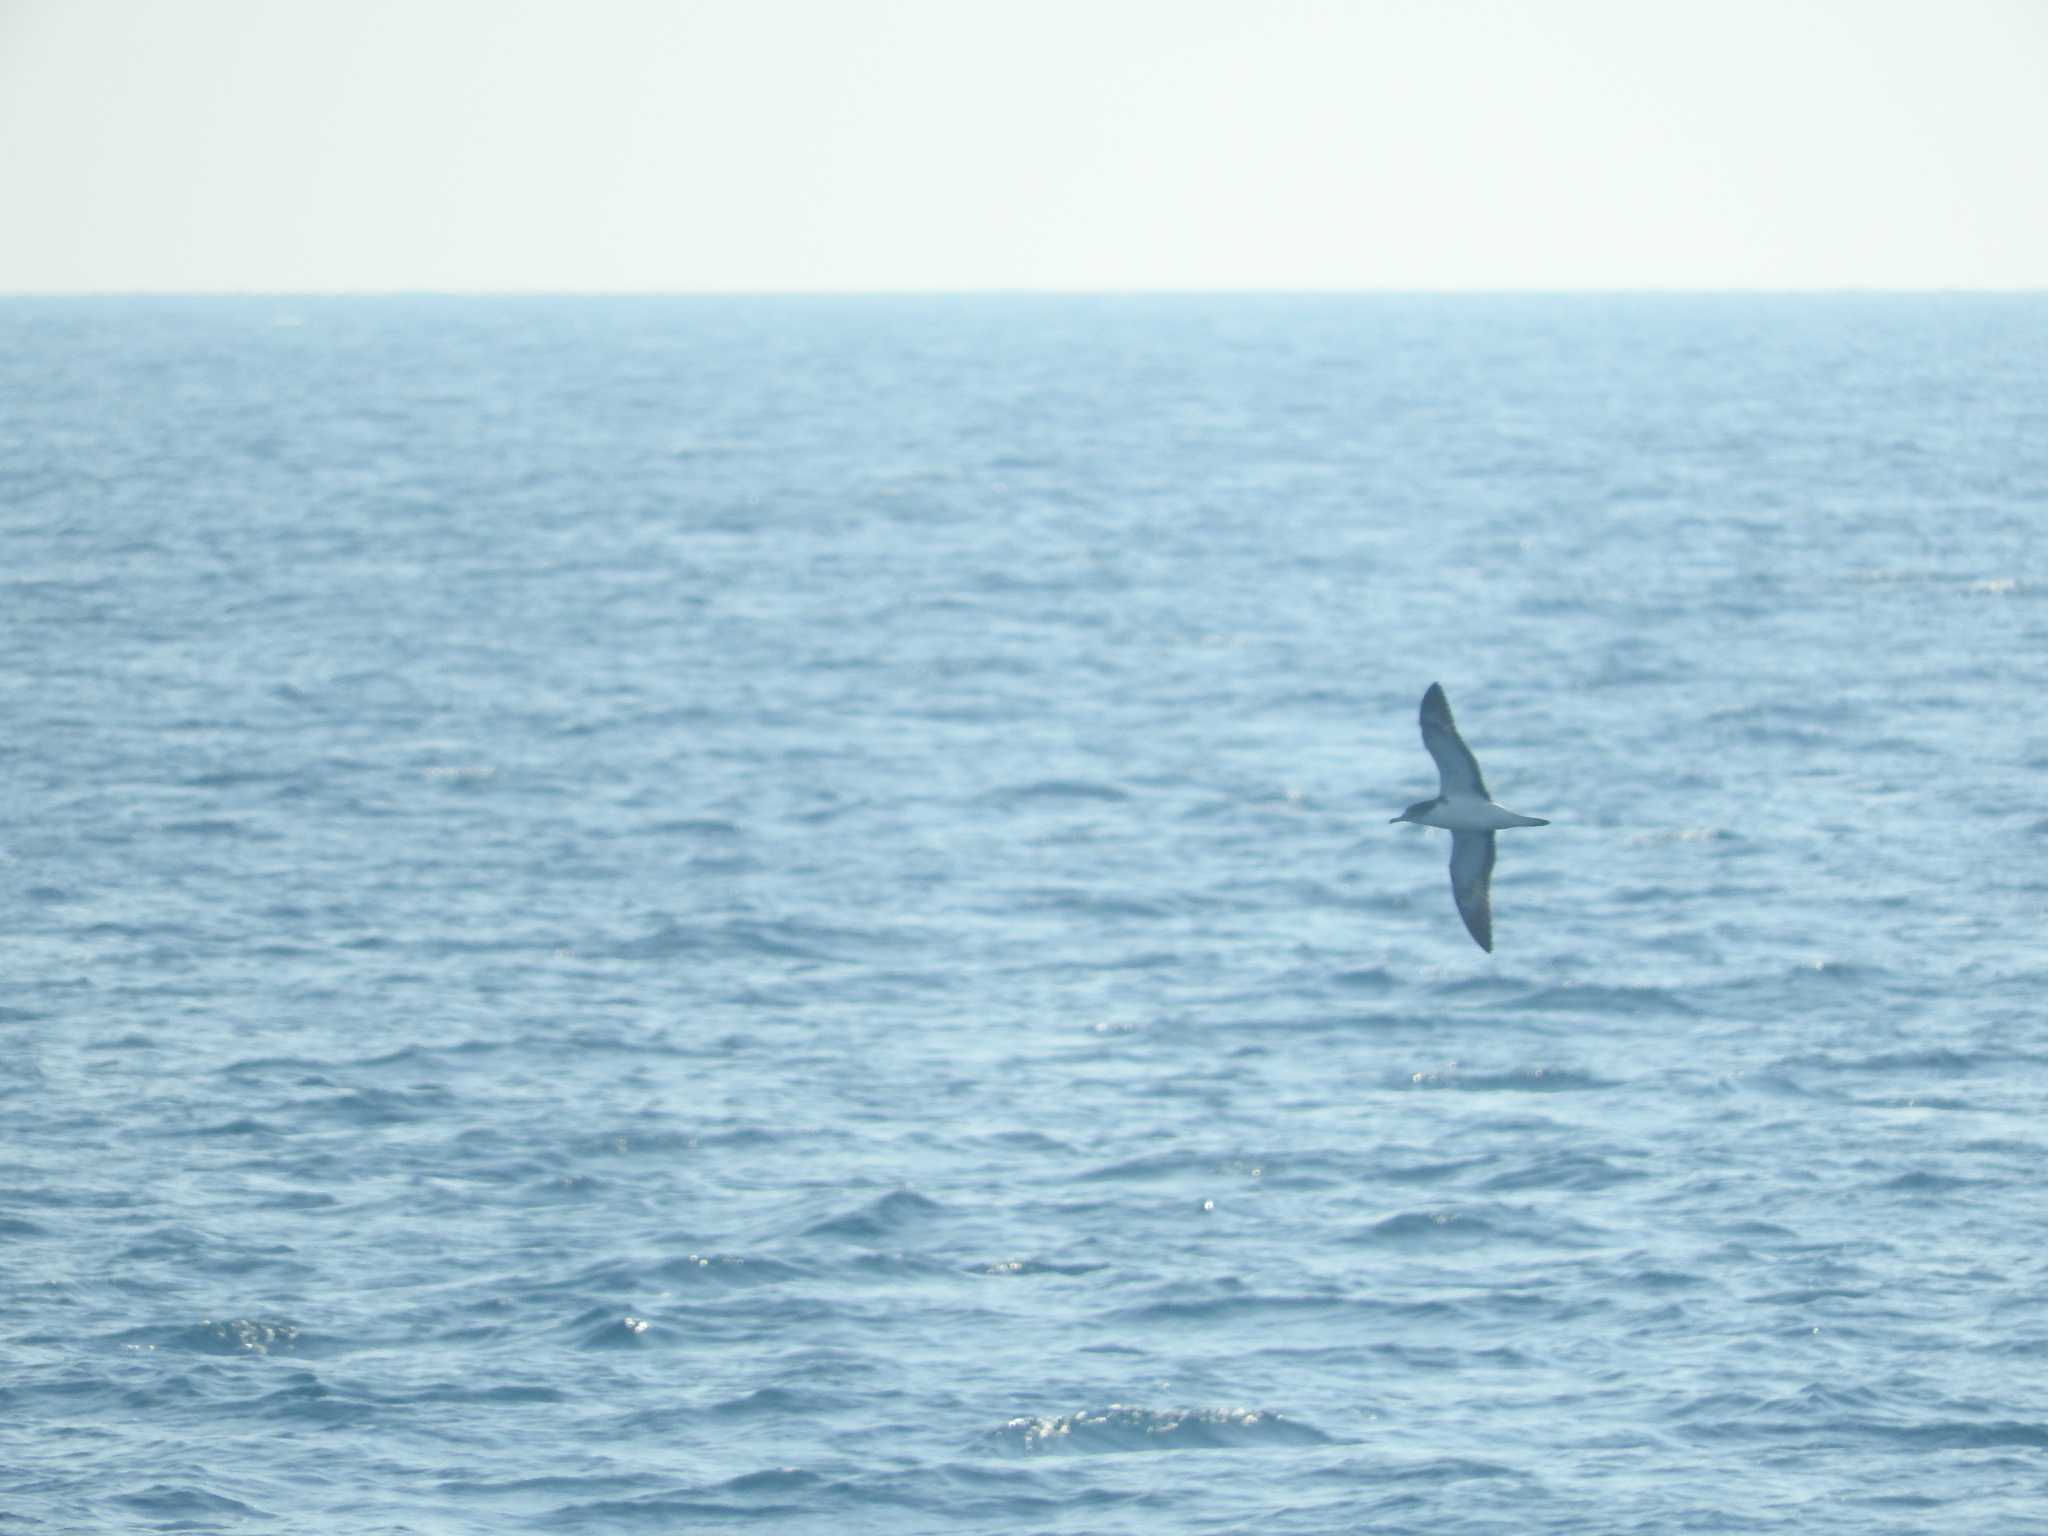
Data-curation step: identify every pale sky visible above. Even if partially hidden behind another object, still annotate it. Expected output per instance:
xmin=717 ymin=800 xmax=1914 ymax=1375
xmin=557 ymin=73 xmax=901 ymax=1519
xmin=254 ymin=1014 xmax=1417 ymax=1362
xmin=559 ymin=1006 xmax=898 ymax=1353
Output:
xmin=2 ymin=0 xmax=2044 ymax=292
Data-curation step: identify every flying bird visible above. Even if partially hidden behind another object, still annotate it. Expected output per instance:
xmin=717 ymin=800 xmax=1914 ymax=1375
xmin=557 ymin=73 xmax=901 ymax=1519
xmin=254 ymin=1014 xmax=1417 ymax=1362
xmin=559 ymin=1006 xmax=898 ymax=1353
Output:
xmin=1390 ymin=683 xmax=1549 ymax=952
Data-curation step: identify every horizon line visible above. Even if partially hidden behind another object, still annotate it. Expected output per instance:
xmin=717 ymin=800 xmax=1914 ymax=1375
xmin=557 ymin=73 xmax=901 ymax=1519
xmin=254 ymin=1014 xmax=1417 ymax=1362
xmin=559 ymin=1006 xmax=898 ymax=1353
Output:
xmin=4 ymin=284 xmax=2045 ymax=300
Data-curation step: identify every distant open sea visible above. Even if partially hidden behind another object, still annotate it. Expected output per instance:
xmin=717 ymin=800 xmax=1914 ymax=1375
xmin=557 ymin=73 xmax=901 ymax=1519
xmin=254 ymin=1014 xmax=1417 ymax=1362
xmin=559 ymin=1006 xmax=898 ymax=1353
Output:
xmin=3 ymin=294 xmax=2046 ymax=1533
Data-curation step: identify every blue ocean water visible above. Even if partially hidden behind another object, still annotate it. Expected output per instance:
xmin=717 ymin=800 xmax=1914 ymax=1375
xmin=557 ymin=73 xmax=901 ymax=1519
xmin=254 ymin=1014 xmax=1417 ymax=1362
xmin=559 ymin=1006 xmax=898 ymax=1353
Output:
xmin=3 ymin=294 xmax=2046 ymax=1534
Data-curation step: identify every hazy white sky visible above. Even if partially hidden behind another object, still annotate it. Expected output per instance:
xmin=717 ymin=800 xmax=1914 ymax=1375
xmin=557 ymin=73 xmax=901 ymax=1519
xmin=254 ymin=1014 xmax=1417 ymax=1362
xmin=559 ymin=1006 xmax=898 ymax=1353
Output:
xmin=2 ymin=0 xmax=2044 ymax=292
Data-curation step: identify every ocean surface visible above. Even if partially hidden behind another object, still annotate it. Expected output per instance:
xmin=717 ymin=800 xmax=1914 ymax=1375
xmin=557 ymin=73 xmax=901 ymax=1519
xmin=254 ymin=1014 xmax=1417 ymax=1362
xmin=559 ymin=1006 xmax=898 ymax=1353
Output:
xmin=3 ymin=293 xmax=2046 ymax=1534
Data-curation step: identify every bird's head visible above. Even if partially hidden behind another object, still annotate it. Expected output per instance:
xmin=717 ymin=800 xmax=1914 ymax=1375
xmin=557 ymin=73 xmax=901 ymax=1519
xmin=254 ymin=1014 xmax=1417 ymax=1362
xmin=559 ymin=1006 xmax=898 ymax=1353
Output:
xmin=1389 ymin=799 xmax=1437 ymax=825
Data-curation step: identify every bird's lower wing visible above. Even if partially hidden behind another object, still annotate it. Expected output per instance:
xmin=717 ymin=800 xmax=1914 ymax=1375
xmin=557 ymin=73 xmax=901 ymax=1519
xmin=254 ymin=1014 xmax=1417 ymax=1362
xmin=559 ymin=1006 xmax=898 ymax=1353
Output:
xmin=1449 ymin=830 xmax=1496 ymax=953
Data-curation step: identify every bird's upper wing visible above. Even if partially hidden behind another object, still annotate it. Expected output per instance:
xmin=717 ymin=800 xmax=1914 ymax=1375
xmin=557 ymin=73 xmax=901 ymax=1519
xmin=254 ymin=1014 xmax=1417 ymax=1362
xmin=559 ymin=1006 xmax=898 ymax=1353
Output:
xmin=1420 ymin=683 xmax=1489 ymax=800
xmin=1448 ymin=830 xmax=1496 ymax=953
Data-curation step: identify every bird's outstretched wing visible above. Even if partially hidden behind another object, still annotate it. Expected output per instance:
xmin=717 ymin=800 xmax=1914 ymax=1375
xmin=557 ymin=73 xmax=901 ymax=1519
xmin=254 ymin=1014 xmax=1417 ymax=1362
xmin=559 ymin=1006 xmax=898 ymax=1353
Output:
xmin=1420 ymin=683 xmax=1488 ymax=800
xmin=1448 ymin=830 xmax=1496 ymax=953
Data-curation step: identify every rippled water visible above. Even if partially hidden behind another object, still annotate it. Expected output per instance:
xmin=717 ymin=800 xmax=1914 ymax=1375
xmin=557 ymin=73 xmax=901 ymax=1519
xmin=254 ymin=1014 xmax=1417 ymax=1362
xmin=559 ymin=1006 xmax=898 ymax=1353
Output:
xmin=4 ymin=295 xmax=2047 ymax=1533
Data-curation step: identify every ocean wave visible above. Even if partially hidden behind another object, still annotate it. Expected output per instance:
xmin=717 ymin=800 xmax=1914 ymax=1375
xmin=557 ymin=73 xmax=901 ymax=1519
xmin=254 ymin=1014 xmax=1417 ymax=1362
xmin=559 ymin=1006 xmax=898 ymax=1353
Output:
xmin=844 ymin=1250 xmax=962 ymax=1281
xmin=540 ymin=1489 xmax=810 ymax=1526
xmin=1624 ymin=1266 xmax=1708 ymax=1292
xmin=406 ymin=1381 xmax=567 ymax=1405
xmin=1306 ymin=1453 xmax=1528 ymax=1485
xmin=1344 ymin=1203 xmax=1611 ymax=1250
xmin=980 ymin=778 xmax=1133 ymax=807
xmin=1501 ymin=983 xmax=1699 ymax=1016
xmin=1876 ymin=1170 xmax=1986 ymax=1194
xmin=1347 ymin=1209 xmax=1487 ymax=1246
xmin=1077 ymin=1152 xmax=1198 ymax=1183
xmin=708 ymin=1385 xmax=837 ymax=1418
xmin=608 ymin=914 xmax=902 ymax=962
xmin=1330 ymin=965 xmax=1397 ymax=992
xmin=986 ymin=1403 xmax=1334 ymax=1455
xmin=968 ymin=1129 xmax=1076 ymax=1154
xmin=1007 ymin=887 xmax=1178 ymax=920
xmin=801 ymin=1189 xmax=945 ymax=1241
xmin=1774 ymin=959 xmax=1899 ymax=986
xmin=640 ymin=816 xmax=743 ymax=838
xmin=655 ymin=1252 xmax=814 ymax=1286
xmin=1477 ymin=1149 xmax=1646 ymax=1193
xmin=162 ymin=817 xmax=274 ymax=839
xmin=569 ymin=1311 xmax=658 ymax=1350
xmin=1112 ymin=1287 xmax=1452 ymax=1326
xmin=1781 ymin=1046 xmax=2005 ymax=1075
xmin=115 ymin=1318 xmax=305 ymax=1356
xmin=1375 ymin=1154 xmax=1494 ymax=1185
xmin=1876 ymin=1419 xmax=2048 ymax=1450
xmin=114 ymin=1486 xmax=271 ymax=1521
xmin=1669 ymin=1384 xmax=2048 ymax=1452
xmin=974 ymin=1256 xmax=1110 ymax=1277
xmin=1400 ymin=1063 xmax=1616 ymax=1093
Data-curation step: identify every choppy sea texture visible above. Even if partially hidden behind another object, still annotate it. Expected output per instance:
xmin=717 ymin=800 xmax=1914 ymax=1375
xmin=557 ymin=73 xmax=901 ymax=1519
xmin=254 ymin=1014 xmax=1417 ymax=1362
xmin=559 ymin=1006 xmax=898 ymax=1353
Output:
xmin=4 ymin=295 xmax=2047 ymax=1534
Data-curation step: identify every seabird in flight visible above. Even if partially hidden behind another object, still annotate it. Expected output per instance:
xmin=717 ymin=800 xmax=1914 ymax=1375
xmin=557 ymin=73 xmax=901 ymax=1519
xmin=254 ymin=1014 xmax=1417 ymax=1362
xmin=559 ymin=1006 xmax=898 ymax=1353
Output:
xmin=1390 ymin=683 xmax=1549 ymax=952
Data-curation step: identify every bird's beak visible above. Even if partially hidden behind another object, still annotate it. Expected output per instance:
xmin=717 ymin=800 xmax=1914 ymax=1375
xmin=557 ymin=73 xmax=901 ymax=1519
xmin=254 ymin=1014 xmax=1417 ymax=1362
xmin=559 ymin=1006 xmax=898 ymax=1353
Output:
xmin=1388 ymin=816 xmax=1403 ymax=823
